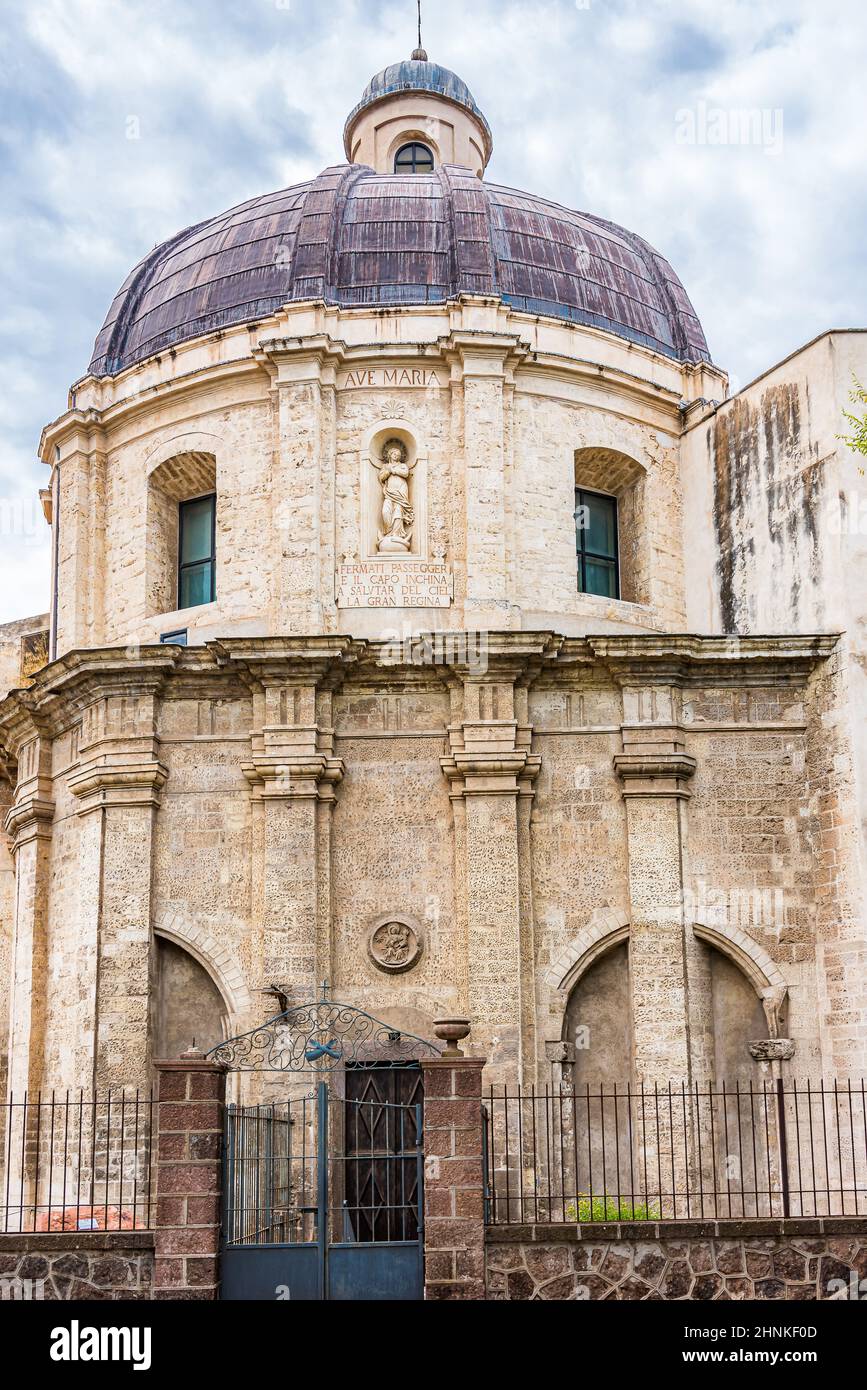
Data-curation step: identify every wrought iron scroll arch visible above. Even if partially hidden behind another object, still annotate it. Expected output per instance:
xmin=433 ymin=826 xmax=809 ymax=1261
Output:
xmin=207 ymin=988 xmax=442 ymax=1072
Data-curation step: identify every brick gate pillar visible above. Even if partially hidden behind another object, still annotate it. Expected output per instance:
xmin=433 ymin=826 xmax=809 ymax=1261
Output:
xmin=421 ymin=1042 xmax=487 ymax=1301
xmin=153 ymin=1049 xmax=227 ymax=1300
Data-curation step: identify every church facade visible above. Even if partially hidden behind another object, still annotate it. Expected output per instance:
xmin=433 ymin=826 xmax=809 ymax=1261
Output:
xmin=1 ymin=50 xmax=866 ymax=1103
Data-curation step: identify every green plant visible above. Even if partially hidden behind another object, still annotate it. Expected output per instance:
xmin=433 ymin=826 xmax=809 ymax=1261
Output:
xmin=839 ymin=377 xmax=867 ymax=467
xmin=565 ymin=1194 xmax=660 ymax=1222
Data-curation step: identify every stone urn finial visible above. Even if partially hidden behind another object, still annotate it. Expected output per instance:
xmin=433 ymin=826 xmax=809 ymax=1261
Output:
xmin=434 ymin=1018 xmax=471 ymax=1057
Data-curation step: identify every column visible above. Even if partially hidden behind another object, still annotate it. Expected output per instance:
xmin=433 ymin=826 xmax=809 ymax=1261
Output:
xmin=54 ymin=423 xmax=107 ymax=653
xmin=446 ymin=332 xmax=525 ymax=630
xmin=268 ymin=340 xmax=340 ymax=633
xmin=237 ymin=644 xmax=350 ymax=1005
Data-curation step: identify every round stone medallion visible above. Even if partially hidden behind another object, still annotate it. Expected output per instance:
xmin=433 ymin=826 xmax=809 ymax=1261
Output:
xmin=368 ymin=916 xmax=423 ymax=974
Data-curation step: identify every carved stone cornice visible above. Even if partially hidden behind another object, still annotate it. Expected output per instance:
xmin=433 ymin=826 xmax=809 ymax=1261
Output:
xmin=242 ymin=752 xmax=345 ymax=803
xmin=68 ymin=759 xmax=169 ymax=814
xmin=3 ymin=794 xmax=55 ymax=851
xmin=209 ymin=636 xmax=364 ymax=692
xmin=614 ymin=750 xmax=697 ymax=799
xmin=441 ymin=741 xmax=542 ymax=800
xmin=587 ymin=633 xmax=839 ymax=687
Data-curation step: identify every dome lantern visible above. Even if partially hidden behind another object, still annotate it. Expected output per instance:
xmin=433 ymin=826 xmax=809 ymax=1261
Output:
xmin=343 ymin=52 xmax=493 ymax=178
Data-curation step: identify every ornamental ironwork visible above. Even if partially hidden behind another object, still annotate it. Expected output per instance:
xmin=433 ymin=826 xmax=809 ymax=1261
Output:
xmin=207 ymin=983 xmax=441 ymax=1072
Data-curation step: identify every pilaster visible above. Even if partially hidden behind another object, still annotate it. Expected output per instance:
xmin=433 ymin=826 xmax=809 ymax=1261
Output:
xmin=68 ymin=664 xmax=171 ymax=1088
xmin=261 ymin=337 xmax=343 ymax=633
xmin=613 ymin=681 xmax=696 ymax=1083
xmin=440 ymin=637 xmax=547 ymax=1079
xmin=2 ymin=709 xmax=55 ymax=1096
xmin=224 ymin=638 xmax=358 ymax=1004
xmin=444 ymin=332 xmax=527 ymax=630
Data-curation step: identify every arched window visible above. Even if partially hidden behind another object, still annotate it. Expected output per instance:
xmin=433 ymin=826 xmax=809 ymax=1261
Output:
xmin=145 ymin=451 xmax=217 ymax=618
xmin=394 ymin=141 xmax=434 ymax=174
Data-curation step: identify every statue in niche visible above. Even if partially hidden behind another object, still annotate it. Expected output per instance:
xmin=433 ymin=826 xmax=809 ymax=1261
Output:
xmin=372 ymin=438 xmax=415 ymax=554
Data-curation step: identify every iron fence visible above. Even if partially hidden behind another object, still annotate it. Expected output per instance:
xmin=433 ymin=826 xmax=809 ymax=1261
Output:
xmin=0 ymin=1091 xmax=154 ymax=1233
xmin=484 ymin=1079 xmax=867 ymax=1224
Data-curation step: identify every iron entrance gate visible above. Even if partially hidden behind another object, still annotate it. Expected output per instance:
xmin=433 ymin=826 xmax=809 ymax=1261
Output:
xmin=210 ymin=992 xmax=438 ymax=1301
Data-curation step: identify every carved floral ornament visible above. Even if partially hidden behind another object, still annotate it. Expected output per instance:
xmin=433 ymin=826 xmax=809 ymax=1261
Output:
xmin=368 ymin=913 xmax=424 ymax=974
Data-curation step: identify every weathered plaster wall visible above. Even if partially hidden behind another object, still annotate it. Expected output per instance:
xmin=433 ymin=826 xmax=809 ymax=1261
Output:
xmin=0 ymin=614 xmax=49 ymax=700
xmin=681 ymin=330 xmax=867 ymax=882
xmin=154 ymin=937 xmax=227 ymax=1060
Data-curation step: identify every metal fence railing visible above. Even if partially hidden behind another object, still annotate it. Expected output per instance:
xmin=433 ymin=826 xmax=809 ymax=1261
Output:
xmin=0 ymin=1091 xmax=155 ymax=1233
xmin=484 ymin=1080 xmax=867 ymax=1224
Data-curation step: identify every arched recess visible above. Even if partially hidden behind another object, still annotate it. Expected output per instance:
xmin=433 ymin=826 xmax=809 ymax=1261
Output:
xmin=547 ymin=907 xmax=631 ymax=997
xmin=144 ymin=431 xmax=224 ymax=618
xmin=154 ymin=938 xmax=228 ymax=1061
xmin=386 ymin=129 xmax=441 ymax=172
xmin=574 ymin=447 xmax=648 ymax=605
xmin=549 ymin=909 xmax=632 ymax=1086
xmin=691 ymin=921 xmax=788 ymax=1084
xmin=692 ymin=920 xmax=787 ymax=1000
xmin=153 ymin=915 xmax=251 ymax=1035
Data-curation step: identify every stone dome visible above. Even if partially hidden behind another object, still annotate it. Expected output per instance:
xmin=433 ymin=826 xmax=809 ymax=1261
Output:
xmin=343 ymin=58 xmax=494 ymax=159
xmin=88 ymin=164 xmax=711 ymax=377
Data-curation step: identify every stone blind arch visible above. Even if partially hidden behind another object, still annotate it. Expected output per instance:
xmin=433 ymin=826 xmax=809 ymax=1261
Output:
xmin=153 ymin=911 xmax=252 ymax=1024
xmin=692 ymin=919 xmax=787 ymax=997
xmin=547 ymin=907 xmax=631 ymax=996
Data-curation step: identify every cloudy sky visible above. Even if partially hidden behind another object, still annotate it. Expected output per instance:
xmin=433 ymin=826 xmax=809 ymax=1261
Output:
xmin=1 ymin=0 xmax=865 ymax=623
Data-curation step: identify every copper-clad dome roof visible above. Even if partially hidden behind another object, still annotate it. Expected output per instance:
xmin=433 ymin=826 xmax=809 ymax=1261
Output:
xmin=88 ymin=164 xmax=710 ymax=377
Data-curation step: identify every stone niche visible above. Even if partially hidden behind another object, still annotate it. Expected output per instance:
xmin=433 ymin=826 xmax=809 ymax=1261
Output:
xmin=337 ymin=418 xmax=453 ymax=610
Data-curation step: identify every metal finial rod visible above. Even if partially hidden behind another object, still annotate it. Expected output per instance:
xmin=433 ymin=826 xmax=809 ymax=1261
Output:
xmin=411 ymin=0 xmax=428 ymax=61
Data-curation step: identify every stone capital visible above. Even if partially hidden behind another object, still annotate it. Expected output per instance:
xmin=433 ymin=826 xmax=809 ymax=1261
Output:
xmin=614 ymin=750 xmax=697 ymax=798
xmin=242 ymin=751 xmax=345 ymax=802
xmin=442 ymin=740 xmax=541 ymax=800
xmin=69 ymin=758 xmax=168 ymax=814
xmin=749 ymin=1039 xmax=796 ymax=1063
xmin=3 ymin=793 xmax=55 ymax=850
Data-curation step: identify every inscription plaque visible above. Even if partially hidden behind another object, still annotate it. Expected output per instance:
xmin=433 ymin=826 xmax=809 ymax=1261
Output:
xmin=336 ymin=560 xmax=453 ymax=609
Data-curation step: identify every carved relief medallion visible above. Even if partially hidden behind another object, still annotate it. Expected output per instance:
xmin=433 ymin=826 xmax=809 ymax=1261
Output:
xmin=368 ymin=915 xmax=423 ymax=974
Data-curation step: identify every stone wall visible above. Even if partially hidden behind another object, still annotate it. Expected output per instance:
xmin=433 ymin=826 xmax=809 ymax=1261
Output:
xmin=41 ymin=299 xmax=725 ymax=656
xmin=0 ymin=1233 xmax=154 ymax=1300
xmin=3 ymin=630 xmax=862 ymax=1092
xmin=486 ymin=1220 xmax=867 ymax=1301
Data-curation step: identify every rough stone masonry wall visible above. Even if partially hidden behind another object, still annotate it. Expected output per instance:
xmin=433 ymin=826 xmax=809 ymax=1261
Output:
xmin=0 ymin=1233 xmax=154 ymax=1300
xmin=486 ymin=1222 xmax=867 ymax=1300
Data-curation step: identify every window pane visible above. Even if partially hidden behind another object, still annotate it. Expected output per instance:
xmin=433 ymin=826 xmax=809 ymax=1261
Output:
xmin=180 ymin=497 xmax=214 ymax=565
xmin=180 ymin=561 xmax=213 ymax=610
xmin=394 ymin=142 xmax=434 ymax=173
xmin=583 ymin=558 xmax=618 ymax=599
xmin=583 ymin=493 xmax=617 ymax=559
